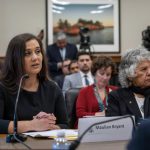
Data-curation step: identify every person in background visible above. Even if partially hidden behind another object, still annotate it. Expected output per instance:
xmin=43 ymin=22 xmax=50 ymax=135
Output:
xmin=76 ymin=56 xmax=118 ymax=127
xmin=0 ymin=59 xmax=4 ymax=75
xmin=127 ymin=119 xmax=150 ymax=150
xmin=54 ymin=59 xmax=71 ymax=89
xmin=106 ymin=48 xmax=150 ymax=124
xmin=46 ymin=32 xmax=78 ymax=78
xmin=0 ymin=33 xmax=68 ymax=134
xmin=62 ymin=51 xmax=94 ymax=95
xmin=69 ymin=60 xmax=79 ymax=74
xmin=142 ymin=26 xmax=150 ymax=51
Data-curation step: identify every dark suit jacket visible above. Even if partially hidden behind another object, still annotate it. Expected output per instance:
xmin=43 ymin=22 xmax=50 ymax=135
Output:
xmin=46 ymin=43 xmax=78 ymax=77
xmin=127 ymin=119 xmax=150 ymax=150
xmin=106 ymin=88 xmax=150 ymax=123
xmin=54 ymin=74 xmax=65 ymax=89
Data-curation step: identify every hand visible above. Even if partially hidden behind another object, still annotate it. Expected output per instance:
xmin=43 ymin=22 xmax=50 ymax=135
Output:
xmin=33 ymin=112 xmax=56 ymax=125
xmin=34 ymin=111 xmax=56 ymax=120
xmin=95 ymin=111 xmax=105 ymax=117
xmin=30 ymin=117 xmax=58 ymax=131
xmin=33 ymin=111 xmax=48 ymax=119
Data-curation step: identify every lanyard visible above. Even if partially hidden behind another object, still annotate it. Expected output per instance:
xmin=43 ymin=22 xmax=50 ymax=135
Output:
xmin=93 ymin=84 xmax=108 ymax=112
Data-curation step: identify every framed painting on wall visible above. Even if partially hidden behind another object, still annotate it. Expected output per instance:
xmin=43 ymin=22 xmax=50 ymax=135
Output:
xmin=46 ymin=0 xmax=120 ymax=53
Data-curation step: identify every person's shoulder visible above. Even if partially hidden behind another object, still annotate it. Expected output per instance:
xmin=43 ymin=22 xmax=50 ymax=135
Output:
xmin=67 ymin=43 xmax=76 ymax=46
xmin=80 ymin=85 xmax=93 ymax=93
xmin=108 ymin=85 xmax=119 ymax=90
xmin=65 ymin=72 xmax=80 ymax=79
xmin=70 ymin=72 xmax=80 ymax=77
xmin=41 ymin=80 xmax=63 ymax=97
xmin=54 ymin=75 xmax=64 ymax=80
xmin=64 ymin=74 xmax=71 ymax=82
xmin=47 ymin=43 xmax=57 ymax=49
xmin=41 ymin=79 xmax=59 ymax=90
xmin=109 ymin=87 xmax=130 ymax=97
xmin=67 ymin=43 xmax=77 ymax=49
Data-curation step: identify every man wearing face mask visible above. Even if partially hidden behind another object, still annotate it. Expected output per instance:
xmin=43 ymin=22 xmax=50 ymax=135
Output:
xmin=46 ymin=32 xmax=78 ymax=78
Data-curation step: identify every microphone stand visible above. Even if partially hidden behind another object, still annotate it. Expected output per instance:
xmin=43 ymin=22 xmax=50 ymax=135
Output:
xmin=69 ymin=115 xmax=135 ymax=150
xmin=7 ymin=74 xmax=31 ymax=149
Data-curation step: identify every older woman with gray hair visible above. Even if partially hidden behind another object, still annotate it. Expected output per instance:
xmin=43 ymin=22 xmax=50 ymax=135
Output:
xmin=106 ymin=48 xmax=150 ymax=123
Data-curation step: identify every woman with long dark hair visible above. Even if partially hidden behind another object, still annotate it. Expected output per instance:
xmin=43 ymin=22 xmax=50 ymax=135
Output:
xmin=0 ymin=33 xmax=68 ymax=133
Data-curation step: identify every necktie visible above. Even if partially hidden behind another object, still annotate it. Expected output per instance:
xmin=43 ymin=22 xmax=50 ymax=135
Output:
xmin=84 ymin=74 xmax=89 ymax=86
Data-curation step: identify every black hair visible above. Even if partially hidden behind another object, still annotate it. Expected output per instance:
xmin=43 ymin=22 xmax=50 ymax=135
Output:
xmin=142 ymin=26 xmax=150 ymax=51
xmin=77 ymin=51 xmax=92 ymax=60
xmin=0 ymin=33 xmax=49 ymax=94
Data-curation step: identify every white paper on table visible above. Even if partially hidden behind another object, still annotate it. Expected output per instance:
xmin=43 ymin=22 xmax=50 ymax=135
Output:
xmin=23 ymin=129 xmax=78 ymax=138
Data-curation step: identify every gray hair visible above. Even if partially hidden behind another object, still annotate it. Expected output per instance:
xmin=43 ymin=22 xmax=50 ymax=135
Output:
xmin=119 ymin=47 xmax=150 ymax=88
xmin=56 ymin=32 xmax=66 ymax=40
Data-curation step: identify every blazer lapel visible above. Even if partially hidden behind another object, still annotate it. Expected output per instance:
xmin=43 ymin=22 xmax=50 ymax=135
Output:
xmin=122 ymin=89 xmax=142 ymax=118
xmin=55 ymin=46 xmax=63 ymax=61
xmin=59 ymin=52 xmax=63 ymax=61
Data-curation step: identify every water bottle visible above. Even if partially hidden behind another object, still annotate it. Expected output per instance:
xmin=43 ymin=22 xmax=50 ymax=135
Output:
xmin=52 ymin=131 xmax=70 ymax=150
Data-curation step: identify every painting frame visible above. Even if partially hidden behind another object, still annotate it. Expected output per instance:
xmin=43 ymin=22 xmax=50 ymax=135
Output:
xmin=46 ymin=0 xmax=120 ymax=53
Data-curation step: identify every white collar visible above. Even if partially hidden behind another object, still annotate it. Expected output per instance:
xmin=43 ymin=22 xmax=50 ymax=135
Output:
xmin=79 ymin=71 xmax=92 ymax=78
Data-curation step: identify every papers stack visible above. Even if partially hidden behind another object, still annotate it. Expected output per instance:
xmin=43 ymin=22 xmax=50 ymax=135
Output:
xmin=23 ymin=129 xmax=78 ymax=140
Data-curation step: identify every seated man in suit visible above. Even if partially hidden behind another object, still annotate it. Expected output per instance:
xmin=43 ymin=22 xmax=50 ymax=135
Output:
xmin=54 ymin=59 xmax=71 ymax=89
xmin=46 ymin=32 xmax=78 ymax=78
xmin=62 ymin=52 xmax=94 ymax=95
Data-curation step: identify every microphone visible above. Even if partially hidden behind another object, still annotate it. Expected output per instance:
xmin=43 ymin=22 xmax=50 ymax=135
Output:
xmin=6 ymin=74 xmax=31 ymax=149
xmin=69 ymin=115 xmax=135 ymax=150
xmin=13 ymin=74 xmax=29 ymax=137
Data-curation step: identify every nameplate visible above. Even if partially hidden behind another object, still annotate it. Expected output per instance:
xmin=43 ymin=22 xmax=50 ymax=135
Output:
xmin=78 ymin=116 xmax=134 ymax=143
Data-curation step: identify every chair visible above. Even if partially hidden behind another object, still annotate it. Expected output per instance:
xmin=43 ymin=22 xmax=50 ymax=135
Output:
xmin=65 ymin=88 xmax=81 ymax=128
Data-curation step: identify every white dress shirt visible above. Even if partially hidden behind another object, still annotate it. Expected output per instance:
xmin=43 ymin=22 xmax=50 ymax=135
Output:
xmin=135 ymin=95 xmax=144 ymax=118
xmin=79 ymin=71 xmax=94 ymax=87
xmin=59 ymin=48 xmax=66 ymax=60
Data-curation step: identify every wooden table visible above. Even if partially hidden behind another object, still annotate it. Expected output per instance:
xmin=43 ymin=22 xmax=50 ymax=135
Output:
xmin=0 ymin=135 xmax=128 ymax=150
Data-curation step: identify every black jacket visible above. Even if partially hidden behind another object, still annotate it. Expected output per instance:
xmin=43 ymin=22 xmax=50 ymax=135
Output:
xmin=0 ymin=80 xmax=68 ymax=133
xmin=46 ymin=43 xmax=78 ymax=77
xmin=106 ymin=88 xmax=150 ymax=122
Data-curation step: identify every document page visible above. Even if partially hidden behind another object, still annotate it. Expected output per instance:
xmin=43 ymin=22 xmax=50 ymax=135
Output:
xmin=23 ymin=129 xmax=78 ymax=140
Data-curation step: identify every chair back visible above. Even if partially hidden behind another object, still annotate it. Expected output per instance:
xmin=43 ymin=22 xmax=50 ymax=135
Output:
xmin=65 ymin=88 xmax=81 ymax=128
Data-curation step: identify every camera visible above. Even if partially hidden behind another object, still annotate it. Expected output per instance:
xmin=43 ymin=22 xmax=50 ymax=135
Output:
xmin=79 ymin=27 xmax=90 ymax=52
xmin=80 ymin=27 xmax=89 ymax=34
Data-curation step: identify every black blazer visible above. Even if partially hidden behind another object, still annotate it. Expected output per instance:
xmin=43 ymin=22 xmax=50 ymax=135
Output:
xmin=46 ymin=43 xmax=78 ymax=77
xmin=106 ymin=88 xmax=150 ymax=122
xmin=54 ymin=74 xmax=65 ymax=89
